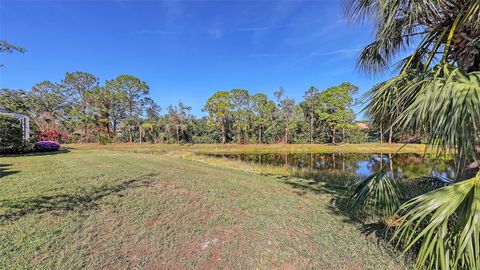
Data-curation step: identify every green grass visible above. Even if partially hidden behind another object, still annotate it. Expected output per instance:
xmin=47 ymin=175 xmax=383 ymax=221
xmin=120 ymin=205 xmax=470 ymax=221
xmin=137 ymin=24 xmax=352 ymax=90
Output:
xmin=1 ymin=145 xmax=408 ymax=269
xmin=70 ymin=142 xmax=429 ymax=155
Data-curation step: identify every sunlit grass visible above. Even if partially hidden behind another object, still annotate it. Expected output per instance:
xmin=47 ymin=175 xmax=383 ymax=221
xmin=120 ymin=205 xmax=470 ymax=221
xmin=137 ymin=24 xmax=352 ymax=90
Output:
xmin=67 ymin=142 xmax=431 ymax=155
xmin=0 ymin=145 xmax=407 ymax=269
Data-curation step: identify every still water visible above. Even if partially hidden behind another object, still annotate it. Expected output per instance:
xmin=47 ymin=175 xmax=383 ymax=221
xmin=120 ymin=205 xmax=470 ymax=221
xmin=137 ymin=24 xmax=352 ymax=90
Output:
xmin=207 ymin=153 xmax=455 ymax=180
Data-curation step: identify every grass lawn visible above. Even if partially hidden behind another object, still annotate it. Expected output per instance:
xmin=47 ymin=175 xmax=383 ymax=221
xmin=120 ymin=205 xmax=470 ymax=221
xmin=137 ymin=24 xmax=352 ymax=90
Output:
xmin=74 ymin=142 xmax=429 ymax=155
xmin=0 ymin=144 xmax=408 ymax=269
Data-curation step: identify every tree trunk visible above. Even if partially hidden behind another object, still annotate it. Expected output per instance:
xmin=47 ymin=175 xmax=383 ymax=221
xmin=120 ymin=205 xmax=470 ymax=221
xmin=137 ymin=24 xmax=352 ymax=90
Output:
xmin=237 ymin=127 xmax=241 ymax=144
xmin=285 ymin=121 xmax=289 ymax=144
xmin=258 ymin=125 xmax=262 ymax=144
xmin=332 ymin=128 xmax=336 ymax=144
xmin=176 ymin=126 xmax=180 ymax=144
xmin=113 ymin=119 xmax=118 ymax=135
xmin=221 ymin=120 xmax=226 ymax=144
xmin=84 ymin=111 xmax=88 ymax=143
xmin=388 ymin=127 xmax=393 ymax=144
xmin=342 ymin=128 xmax=345 ymax=143
xmin=129 ymin=100 xmax=134 ymax=117
xmin=101 ymin=110 xmax=110 ymax=137
xmin=310 ymin=114 xmax=313 ymax=144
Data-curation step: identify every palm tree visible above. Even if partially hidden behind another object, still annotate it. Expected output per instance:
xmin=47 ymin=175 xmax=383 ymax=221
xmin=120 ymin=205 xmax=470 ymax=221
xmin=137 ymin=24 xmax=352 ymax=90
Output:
xmin=140 ymin=122 xmax=157 ymax=143
xmin=364 ymin=82 xmax=402 ymax=144
xmin=344 ymin=0 xmax=480 ymax=268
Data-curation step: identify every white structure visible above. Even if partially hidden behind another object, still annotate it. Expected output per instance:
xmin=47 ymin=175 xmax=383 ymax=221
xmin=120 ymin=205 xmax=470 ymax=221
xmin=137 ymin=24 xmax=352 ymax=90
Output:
xmin=0 ymin=108 xmax=30 ymax=140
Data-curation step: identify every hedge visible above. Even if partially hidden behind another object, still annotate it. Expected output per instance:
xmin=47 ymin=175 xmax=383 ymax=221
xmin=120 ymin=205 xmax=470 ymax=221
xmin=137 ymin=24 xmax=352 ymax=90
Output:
xmin=0 ymin=114 xmax=25 ymax=153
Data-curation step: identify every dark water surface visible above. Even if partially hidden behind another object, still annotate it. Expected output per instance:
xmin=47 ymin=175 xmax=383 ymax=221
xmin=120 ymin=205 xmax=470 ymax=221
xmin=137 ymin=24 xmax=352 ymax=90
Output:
xmin=206 ymin=153 xmax=455 ymax=180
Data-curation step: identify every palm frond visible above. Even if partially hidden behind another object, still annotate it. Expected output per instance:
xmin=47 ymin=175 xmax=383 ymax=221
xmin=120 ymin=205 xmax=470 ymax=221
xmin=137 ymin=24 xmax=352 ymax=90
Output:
xmin=393 ymin=173 xmax=480 ymax=270
xmin=397 ymin=64 xmax=480 ymax=173
xmin=343 ymin=0 xmax=378 ymax=23
xmin=357 ymin=41 xmax=390 ymax=74
xmin=347 ymin=1 xmax=480 ymax=269
xmin=345 ymin=0 xmax=480 ymax=73
xmin=345 ymin=171 xmax=401 ymax=219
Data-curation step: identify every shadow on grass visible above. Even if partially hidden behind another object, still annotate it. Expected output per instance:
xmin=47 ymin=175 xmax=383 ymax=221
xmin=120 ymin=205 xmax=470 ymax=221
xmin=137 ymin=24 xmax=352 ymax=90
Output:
xmin=360 ymin=222 xmax=396 ymax=241
xmin=278 ymin=176 xmax=346 ymax=196
xmin=0 ymin=164 xmax=19 ymax=179
xmin=275 ymin=169 xmax=425 ymax=267
xmin=276 ymin=171 xmax=394 ymax=223
xmin=275 ymin=170 xmax=355 ymax=197
xmin=0 ymin=149 xmax=71 ymax=158
xmin=275 ymin=172 xmax=358 ymax=221
xmin=0 ymin=174 xmax=155 ymax=222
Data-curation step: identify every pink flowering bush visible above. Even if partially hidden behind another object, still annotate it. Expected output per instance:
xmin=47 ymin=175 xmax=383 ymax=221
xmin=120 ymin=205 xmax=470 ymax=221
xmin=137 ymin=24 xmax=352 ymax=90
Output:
xmin=34 ymin=141 xmax=60 ymax=152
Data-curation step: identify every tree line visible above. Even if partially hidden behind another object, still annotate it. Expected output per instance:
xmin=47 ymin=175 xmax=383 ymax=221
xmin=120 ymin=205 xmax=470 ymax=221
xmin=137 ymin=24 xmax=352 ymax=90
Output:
xmin=1 ymin=71 xmax=393 ymax=144
xmin=204 ymin=83 xmax=360 ymax=144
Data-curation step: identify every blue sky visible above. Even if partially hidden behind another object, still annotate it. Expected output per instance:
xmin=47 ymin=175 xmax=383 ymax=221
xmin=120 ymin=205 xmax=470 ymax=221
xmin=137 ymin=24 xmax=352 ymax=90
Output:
xmin=0 ymin=0 xmax=393 ymax=117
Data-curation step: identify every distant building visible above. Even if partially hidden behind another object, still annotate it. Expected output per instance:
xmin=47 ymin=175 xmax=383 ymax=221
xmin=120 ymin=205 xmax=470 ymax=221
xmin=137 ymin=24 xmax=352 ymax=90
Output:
xmin=0 ymin=108 xmax=30 ymax=140
xmin=356 ymin=122 xmax=369 ymax=130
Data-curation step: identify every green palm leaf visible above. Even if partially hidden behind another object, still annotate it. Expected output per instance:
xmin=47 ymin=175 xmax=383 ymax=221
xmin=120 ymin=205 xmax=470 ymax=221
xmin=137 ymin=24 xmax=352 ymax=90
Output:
xmin=345 ymin=0 xmax=480 ymax=73
xmin=393 ymin=173 xmax=480 ymax=270
xmin=345 ymin=172 xmax=401 ymax=219
xmin=398 ymin=64 xmax=480 ymax=172
xmin=363 ymin=64 xmax=480 ymax=172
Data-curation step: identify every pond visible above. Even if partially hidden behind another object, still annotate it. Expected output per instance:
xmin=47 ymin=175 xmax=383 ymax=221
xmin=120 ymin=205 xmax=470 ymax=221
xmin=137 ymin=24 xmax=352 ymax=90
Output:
xmin=205 ymin=153 xmax=455 ymax=181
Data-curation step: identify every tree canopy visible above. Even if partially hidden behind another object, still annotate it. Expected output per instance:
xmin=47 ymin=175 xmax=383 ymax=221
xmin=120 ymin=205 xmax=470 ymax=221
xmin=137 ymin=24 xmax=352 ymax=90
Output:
xmin=1 ymin=75 xmax=370 ymax=145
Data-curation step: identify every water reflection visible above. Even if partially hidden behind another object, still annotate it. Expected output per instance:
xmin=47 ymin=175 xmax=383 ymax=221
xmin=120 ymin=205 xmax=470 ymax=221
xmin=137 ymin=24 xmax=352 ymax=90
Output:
xmin=207 ymin=153 xmax=455 ymax=180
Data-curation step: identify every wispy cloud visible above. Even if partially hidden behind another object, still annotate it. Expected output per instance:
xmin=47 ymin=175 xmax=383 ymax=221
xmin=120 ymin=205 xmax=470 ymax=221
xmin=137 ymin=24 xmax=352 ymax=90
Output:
xmin=139 ymin=30 xmax=172 ymax=35
xmin=232 ymin=26 xmax=272 ymax=32
xmin=207 ymin=28 xmax=224 ymax=39
xmin=160 ymin=1 xmax=184 ymax=27
xmin=282 ymin=18 xmax=347 ymax=47
xmin=231 ymin=20 xmax=325 ymax=34
xmin=309 ymin=48 xmax=361 ymax=57
xmin=273 ymin=47 xmax=361 ymax=71
xmin=247 ymin=53 xmax=284 ymax=58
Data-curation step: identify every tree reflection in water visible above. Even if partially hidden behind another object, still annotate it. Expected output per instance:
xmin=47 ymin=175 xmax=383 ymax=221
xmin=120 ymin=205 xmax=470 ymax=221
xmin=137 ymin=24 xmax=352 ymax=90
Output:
xmin=208 ymin=152 xmax=455 ymax=181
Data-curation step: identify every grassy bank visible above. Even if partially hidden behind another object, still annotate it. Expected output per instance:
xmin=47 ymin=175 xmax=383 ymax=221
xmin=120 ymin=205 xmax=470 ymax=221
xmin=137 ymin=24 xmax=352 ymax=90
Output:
xmin=67 ymin=142 xmax=430 ymax=155
xmin=0 ymin=145 xmax=406 ymax=269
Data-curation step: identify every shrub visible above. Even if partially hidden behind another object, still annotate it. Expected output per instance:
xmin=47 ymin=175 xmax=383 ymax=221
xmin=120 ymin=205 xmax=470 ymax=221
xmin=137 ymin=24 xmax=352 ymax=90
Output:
xmin=344 ymin=128 xmax=369 ymax=143
xmin=0 ymin=115 xmax=25 ymax=153
xmin=36 ymin=129 xmax=61 ymax=141
xmin=34 ymin=141 xmax=60 ymax=152
xmin=99 ymin=134 xmax=113 ymax=145
xmin=33 ymin=112 xmax=68 ymax=142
